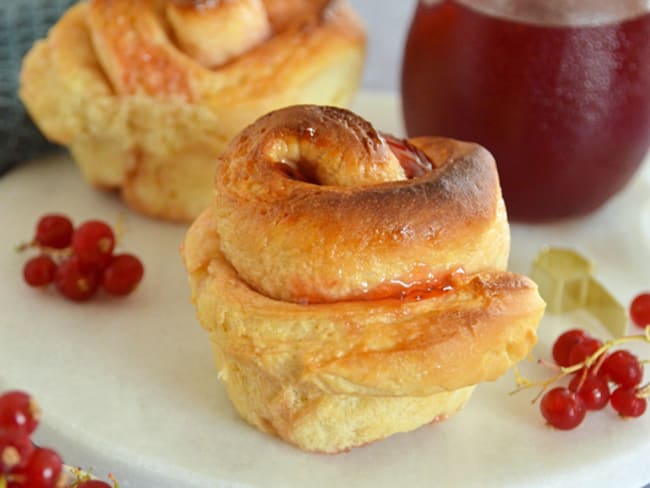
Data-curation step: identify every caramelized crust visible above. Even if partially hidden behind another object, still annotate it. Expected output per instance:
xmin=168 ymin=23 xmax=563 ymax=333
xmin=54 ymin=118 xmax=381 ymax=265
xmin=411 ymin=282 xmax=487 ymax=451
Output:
xmin=165 ymin=0 xmax=272 ymax=69
xmin=20 ymin=0 xmax=365 ymax=221
xmin=214 ymin=105 xmax=509 ymax=303
xmin=181 ymin=106 xmax=545 ymax=452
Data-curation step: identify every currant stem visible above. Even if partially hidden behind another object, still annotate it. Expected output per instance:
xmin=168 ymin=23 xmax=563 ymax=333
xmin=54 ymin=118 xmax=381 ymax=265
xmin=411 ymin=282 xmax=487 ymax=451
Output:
xmin=114 ymin=214 xmax=127 ymax=247
xmin=512 ymin=332 xmax=650 ymax=402
xmin=637 ymin=383 xmax=650 ymax=398
xmin=108 ymin=473 xmax=120 ymax=488
xmin=15 ymin=241 xmax=33 ymax=253
xmin=0 ymin=475 xmax=6 ymax=488
xmin=537 ymin=358 xmax=561 ymax=371
xmin=68 ymin=466 xmax=91 ymax=484
xmin=15 ymin=241 xmax=73 ymax=258
xmin=591 ymin=349 xmax=609 ymax=376
xmin=573 ymin=365 xmax=589 ymax=393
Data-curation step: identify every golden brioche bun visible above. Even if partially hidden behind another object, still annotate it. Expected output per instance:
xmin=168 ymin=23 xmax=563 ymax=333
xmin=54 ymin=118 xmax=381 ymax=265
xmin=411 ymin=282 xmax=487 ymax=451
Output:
xmin=181 ymin=105 xmax=545 ymax=453
xmin=20 ymin=0 xmax=365 ymax=221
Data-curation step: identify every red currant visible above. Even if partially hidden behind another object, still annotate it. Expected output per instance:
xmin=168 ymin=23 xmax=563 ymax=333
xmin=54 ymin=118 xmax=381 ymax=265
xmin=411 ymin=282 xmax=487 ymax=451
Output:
xmin=540 ymin=387 xmax=587 ymax=430
xmin=34 ymin=214 xmax=74 ymax=249
xmin=610 ymin=387 xmax=647 ymax=418
xmin=568 ymin=373 xmax=610 ymax=410
xmin=55 ymin=257 xmax=99 ymax=302
xmin=72 ymin=220 xmax=115 ymax=270
xmin=599 ymin=350 xmax=643 ymax=388
xmin=76 ymin=480 xmax=112 ymax=488
xmin=630 ymin=292 xmax=650 ymax=328
xmin=567 ymin=337 xmax=602 ymax=366
xmin=0 ymin=430 xmax=35 ymax=473
xmin=11 ymin=447 xmax=63 ymax=488
xmin=22 ymin=255 xmax=57 ymax=288
xmin=101 ymin=254 xmax=144 ymax=296
xmin=0 ymin=391 xmax=40 ymax=436
xmin=552 ymin=329 xmax=588 ymax=367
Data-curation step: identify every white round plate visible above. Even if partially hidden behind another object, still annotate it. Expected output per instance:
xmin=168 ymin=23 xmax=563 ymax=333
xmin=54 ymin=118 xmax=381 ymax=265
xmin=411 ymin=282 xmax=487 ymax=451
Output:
xmin=1 ymin=92 xmax=649 ymax=488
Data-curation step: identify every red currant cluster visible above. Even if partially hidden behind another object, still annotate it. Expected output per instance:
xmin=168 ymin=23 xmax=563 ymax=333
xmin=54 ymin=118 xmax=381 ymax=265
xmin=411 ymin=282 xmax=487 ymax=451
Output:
xmin=21 ymin=214 xmax=144 ymax=302
xmin=515 ymin=292 xmax=650 ymax=431
xmin=540 ymin=328 xmax=647 ymax=430
xmin=0 ymin=391 xmax=116 ymax=488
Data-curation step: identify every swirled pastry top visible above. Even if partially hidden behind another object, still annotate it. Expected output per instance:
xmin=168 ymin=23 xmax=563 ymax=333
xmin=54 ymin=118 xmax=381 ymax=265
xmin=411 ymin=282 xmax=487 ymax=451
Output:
xmin=20 ymin=0 xmax=364 ymax=222
xmin=82 ymin=0 xmax=364 ymax=103
xmin=212 ymin=105 xmax=511 ymax=303
xmin=182 ymin=106 xmax=545 ymax=442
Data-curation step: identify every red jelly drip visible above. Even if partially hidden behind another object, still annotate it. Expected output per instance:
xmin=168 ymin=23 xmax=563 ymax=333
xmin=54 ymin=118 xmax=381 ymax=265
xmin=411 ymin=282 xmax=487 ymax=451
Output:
xmin=383 ymin=133 xmax=433 ymax=178
xmin=362 ymin=275 xmax=456 ymax=302
xmin=293 ymin=269 xmax=464 ymax=305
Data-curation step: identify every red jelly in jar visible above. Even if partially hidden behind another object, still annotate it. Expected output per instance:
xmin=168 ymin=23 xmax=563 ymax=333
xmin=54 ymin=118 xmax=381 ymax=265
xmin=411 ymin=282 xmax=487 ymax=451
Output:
xmin=401 ymin=0 xmax=650 ymax=221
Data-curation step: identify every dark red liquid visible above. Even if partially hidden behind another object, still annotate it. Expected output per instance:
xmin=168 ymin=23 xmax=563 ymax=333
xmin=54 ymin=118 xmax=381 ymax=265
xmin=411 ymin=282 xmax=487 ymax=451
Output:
xmin=402 ymin=1 xmax=650 ymax=221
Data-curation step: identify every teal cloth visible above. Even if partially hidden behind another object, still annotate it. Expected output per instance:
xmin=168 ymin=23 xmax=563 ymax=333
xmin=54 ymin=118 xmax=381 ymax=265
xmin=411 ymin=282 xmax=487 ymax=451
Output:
xmin=0 ymin=0 xmax=77 ymax=175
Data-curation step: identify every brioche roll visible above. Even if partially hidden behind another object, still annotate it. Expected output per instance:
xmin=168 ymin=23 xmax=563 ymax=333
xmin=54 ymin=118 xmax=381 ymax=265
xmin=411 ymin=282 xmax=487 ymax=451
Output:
xmin=20 ymin=0 xmax=365 ymax=221
xmin=181 ymin=105 xmax=545 ymax=453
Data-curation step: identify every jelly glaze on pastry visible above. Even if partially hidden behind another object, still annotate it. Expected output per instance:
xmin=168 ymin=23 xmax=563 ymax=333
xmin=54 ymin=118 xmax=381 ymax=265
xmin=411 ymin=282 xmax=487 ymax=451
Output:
xmin=20 ymin=0 xmax=365 ymax=221
xmin=181 ymin=105 xmax=545 ymax=453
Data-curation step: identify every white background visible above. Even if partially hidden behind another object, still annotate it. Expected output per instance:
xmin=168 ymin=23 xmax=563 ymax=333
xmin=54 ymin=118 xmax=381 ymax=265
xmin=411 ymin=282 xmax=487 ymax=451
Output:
xmin=348 ymin=0 xmax=418 ymax=91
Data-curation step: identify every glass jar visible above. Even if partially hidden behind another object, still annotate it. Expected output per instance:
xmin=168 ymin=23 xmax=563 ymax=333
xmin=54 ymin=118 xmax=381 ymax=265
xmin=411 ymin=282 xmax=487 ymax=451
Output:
xmin=401 ymin=0 xmax=650 ymax=221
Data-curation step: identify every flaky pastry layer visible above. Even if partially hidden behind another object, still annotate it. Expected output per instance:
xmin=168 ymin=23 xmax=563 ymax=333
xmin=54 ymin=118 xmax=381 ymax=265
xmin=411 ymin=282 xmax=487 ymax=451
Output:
xmin=20 ymin=0 xmax=365 ymax=221
xmin=181 ymin=105 xmax=545 ymax=452
xmin=214 ymin=105 xmax=510 ymax=302
xmin=183 ymin=207 xmax=543 ymax=452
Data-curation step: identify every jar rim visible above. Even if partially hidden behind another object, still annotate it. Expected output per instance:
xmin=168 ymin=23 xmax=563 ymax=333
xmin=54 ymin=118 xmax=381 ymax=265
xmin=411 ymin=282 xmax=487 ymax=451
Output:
xmin=421 ymin=0 xmax=650 ymax=26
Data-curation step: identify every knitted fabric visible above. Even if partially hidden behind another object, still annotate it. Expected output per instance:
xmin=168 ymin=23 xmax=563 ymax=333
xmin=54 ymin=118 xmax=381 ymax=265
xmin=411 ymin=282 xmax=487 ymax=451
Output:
xmin=0 ymin=0 xmax=77 ymax=175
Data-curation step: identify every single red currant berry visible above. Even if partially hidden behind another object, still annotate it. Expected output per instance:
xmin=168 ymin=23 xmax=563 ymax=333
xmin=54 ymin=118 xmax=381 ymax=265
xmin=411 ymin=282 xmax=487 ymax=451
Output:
xmin=101 ymin=254 xmax=144 ymax=296
xmin=34 ymin=214 xmax=74 ymax=249
xmin=568 ymin=373 xmax=610 ymax=410
xmin=610 ymin=387 xmax=647 ymax=418
xmin=12 ymin=447 xmax=63 ymax=488
xmin=0 ymin=430 xmax=34 ymax=473
xmin=599 ymin=350 xmax=643 ymax=388
xmin=55 ymin=257 xmax=99 ymax=302
xmin=567 ymin=337 xmax=602 ymax=366
xmin=72 ymin=220 xmax=115 ymax=270
xmin=552 ymin=329 xmax=588 ymax=367
xmin=23 ymin=255 xmax=57 ymax=288
xmin=76 ymin=480 xmax=112 ymax=488
xmin=0 ymin=391 xmax=40 ymax=435
xmin=630 ymin=292 xmax=650 ymax=329
xmin=540 ymin=387 xmax=587 ymax=430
